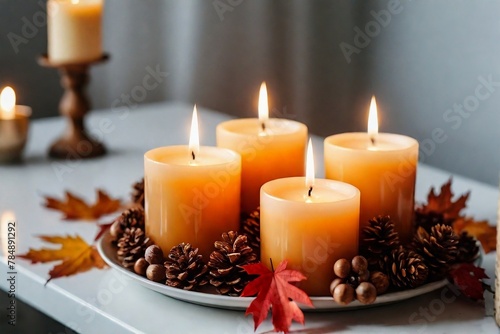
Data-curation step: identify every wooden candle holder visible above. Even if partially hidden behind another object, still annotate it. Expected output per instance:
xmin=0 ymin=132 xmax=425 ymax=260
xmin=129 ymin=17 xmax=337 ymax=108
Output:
xmin=38 ymin=54 xmax=109 ymax=159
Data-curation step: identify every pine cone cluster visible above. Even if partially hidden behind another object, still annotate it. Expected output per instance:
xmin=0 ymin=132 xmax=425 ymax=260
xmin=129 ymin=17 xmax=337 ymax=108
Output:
xmin=385 ymin=246 xmax=429 ymax=288
xmin=117 ymin=227 xmax=152 ymax=269
xmin=164 ymin=243 xmax=208 ymax=291
xmin=131 ymin=178 xmax=145 ymax=208
xmin=110 ymin=208 xmax=145 ymax=241
xmin=412 ymin=225 xmax=459 ymax=278
xmin=208 ymin=231 xmax=258 ymax=296
xmin=240 ymin=208 xmax=260 ymax=254
xmin=361 ymin=216 xmax=400 ymax=270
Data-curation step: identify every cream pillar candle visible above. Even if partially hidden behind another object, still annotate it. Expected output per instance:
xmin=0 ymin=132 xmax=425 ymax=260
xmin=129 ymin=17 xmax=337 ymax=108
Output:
xmin=324 ymin=97 xmax=418 ymax=243
xmin=260 ymin=140 xmax=360 ymax=296
xmin=145 ymin=107 xmax=242 ymax=259
xmin=217 ymin=83 xmax=307 ymax=213
xmin=48 ymin=0 xmax=103 ymax=64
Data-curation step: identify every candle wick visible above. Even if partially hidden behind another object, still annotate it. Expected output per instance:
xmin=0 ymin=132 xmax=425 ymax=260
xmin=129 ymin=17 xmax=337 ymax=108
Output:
xmin=308 ymin=186 xmax=313 ymax=197
xmin=191 ymin=151 xmax=196 ymax=161
xmin=370 ymin=136 xmax=376 ymax=146
xmin=269 ymin=258 xmax=274 ymax=272
xmin=261 ymin=121 xmax=266 ymax=132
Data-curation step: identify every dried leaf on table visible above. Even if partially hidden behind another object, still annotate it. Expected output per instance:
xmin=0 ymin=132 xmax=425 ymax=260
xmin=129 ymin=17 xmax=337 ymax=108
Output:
xmin=417 ymin=178 xmax=470 ymax=222
xmin=19 ymin=235 xmax=107 ymax=283
xmin=453 ymin=217 xmax=496 ymax=253
xmin=448 ymin=263 xmax=490 ymax=301
xmin=43 ymin=189 xmax=121 ymax=220
xmin=241 ymin=260 xmax=313 ymax=334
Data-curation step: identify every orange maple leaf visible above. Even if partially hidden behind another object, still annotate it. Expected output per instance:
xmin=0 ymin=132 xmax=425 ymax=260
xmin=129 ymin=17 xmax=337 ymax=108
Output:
xmin=241 ymin=260 xmax=313 ymax=334
xmin=418 ymin=178 xmax=470 ymax=221
xmin=44 ymin=189 xmax=121 ymax=221
xmin=454 ymin=217 xmax=496 ymax=253
xmin=19 ymin=235 xmax=107 ymax=283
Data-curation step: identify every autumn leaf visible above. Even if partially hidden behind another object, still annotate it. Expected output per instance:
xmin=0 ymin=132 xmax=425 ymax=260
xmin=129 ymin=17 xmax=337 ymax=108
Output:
xmin=448 ymin=263 xmax=490 ymax=300
xmin=44 ymin=189 xmax=122 ymax=221
xmin=418 ymin=178 xmax=470 ymax=221
xmin=19 ymin=235 xmax=107 ymax=283
xmin=454 ymin=217 xmax=496 ymax=253
xmin=241 ymin=260 xmax=313 ymax=333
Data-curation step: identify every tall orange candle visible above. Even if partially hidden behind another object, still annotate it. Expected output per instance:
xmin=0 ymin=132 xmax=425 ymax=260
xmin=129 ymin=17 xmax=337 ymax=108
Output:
xmin=324 ymin=97 xmax=418 ymax=243
xmin=145 ymin=106 xmax=242 ymax=259
xmin=216 ymin=83 xmax=307 ymax=213
xmin=260 ymin=140 xmax=360 ymax=296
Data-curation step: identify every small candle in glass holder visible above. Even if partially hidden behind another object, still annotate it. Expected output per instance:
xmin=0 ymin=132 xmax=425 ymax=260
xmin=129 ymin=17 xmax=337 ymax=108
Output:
xmin=0 ymin=87 xmax=31 ymax=163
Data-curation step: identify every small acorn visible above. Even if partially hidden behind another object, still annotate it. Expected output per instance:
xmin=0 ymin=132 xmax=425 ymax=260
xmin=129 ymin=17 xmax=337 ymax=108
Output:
xmin=333 ymin=283 xmax=355 ymax=305
xmin=356 ymin=282 xmax=377 ymax=305
xmin=134 ymin=257 xmax=148 ymax=276
xmin=146 ymin=264 xmax=166 ymax=282
xmin=110 ymin=220 xmax=123 ymax=240
xmin=145 ymin=245 xmax=164 ymax=265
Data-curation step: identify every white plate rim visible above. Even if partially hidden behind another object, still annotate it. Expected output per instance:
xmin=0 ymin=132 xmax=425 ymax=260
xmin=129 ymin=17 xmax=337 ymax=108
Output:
xmin=97 ymin=231 xmax=479 ymax=312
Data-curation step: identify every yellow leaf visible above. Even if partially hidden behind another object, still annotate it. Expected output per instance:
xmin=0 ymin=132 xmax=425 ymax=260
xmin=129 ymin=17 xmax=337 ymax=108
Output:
xmin=19 ymin=235 xmax=107 ymax=283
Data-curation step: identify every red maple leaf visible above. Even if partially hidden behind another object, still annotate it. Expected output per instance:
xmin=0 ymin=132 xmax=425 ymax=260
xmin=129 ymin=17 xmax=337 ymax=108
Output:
xmin=241 ymin=260 xmax=313 ymax=333
xmin=448 ymin=263 xmax=490 ymax=300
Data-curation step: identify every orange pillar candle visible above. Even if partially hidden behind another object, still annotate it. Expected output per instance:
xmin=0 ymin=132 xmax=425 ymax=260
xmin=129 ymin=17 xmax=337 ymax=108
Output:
xmin=216 ymin=82 xmax=307 ymax=213
xmin=145 ymin=106 xmax=242 ymax=259
xmin=324 ymin=97 xmax=418 ymax=243
xmin=260 ymin=140 xmax=360 ymax=296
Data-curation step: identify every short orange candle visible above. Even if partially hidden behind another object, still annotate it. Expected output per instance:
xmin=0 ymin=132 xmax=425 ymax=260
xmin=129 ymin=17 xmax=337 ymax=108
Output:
xmin=216 ymin=83 xmax=307 ymax=213
xmin=324 ymin=97 xmax=418 ymax=243
xmin=260 ymin=140 xmax=360 ymax=296
xmin=145 ymin=107 xmax=242 ymax=259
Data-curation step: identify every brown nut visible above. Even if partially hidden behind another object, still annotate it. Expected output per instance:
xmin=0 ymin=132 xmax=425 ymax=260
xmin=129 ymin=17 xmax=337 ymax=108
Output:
xmin=351 ymin=256 xmax=368 ymax=274
xmin=145 ymin=245 xmax=164 ymax=265
xmin=333 ymin=283 xmax=355 ymax=305
xmin=333 ymin=258 xmax=351 ymax=278
xmin=146 ymin=264 xmax=166 ymax=282
xmin=356 ymin=282 xmax=377 ymax=305
xmin=134 ymin=257 xmax=148 ymax=276
xmin=109 ymin=220 xmax=123 ymax=240
xmin=370 ymin=271 xmax=389 ymax=295
xmin=329 ymin=278 xmax=343 ymax=295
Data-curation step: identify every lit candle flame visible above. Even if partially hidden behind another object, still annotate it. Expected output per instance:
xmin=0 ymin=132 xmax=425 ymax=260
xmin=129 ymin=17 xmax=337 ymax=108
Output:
xmin=258 ymin=82 xmax=269 ymax=131
xmin=189 ymin=105 xmax=200 ymax=161
xmin=305 ymin=138 xmax=315 ymax=196
xmin=0 ymin=87 xmax=16 ymax=120
xmin=1 ymin=211 xmax=15 ymax=259
xmin=71 ymin=0 xmax=79 ymax=4
xmin=368 ymin=96 xmax=378 ymax=145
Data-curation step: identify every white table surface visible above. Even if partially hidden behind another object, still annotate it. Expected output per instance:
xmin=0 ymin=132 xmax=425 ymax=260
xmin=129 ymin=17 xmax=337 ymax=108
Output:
xmin=0 ymin=102 xmax=498 ymax=334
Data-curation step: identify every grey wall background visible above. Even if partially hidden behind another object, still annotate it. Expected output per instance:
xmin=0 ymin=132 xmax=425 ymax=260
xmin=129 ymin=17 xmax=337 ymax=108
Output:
xmin=1 ymin=0 xmax=499 ymax=186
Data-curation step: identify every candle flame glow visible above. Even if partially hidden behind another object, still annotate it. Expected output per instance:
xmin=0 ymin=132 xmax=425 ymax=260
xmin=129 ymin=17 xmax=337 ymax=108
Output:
xmin=71 ymin=0 xmax=79 ymax=4
xmin=368 ymin=96 xmax=378 ymax=143
xmin=0 ymin=87 xmax=16 ymax=120
xmin=189 ymin=105 xmax=200 ymax=161
xmin=305 ymin=138 xmax=315 ymax=193
xmin=258 ymin=82 xmax=269 ymax=131
xmin=1 ymin=211 xmax=15 ymax=259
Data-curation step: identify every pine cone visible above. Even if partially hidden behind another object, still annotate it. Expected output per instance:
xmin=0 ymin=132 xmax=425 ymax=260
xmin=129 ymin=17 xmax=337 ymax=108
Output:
xmin=414 ymin=210 xmax=451 ymax=232
xmin=412 ymin=225 xmax=459 ymax=278
xmin=131 ymin=178 xmax=145 ymax=208
xmin=384 ymin=246 xmax=428 ymax=289
xmin=208 ymin=231 xmax=258 ymax=296
xmin=240 ymin=208 xmax=260 ymax=254
xmin=110 ymin=208 xmax=145 ymax=241
xmin=117 ymin=227 xmax=152 ymax=269
xmin=165 ymin=243 xmax=208 ymax=291
xmin=456 ymin=232 xmax=479 ymax=263
xmin=361 ymin=216 xmax=400 ymax=271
